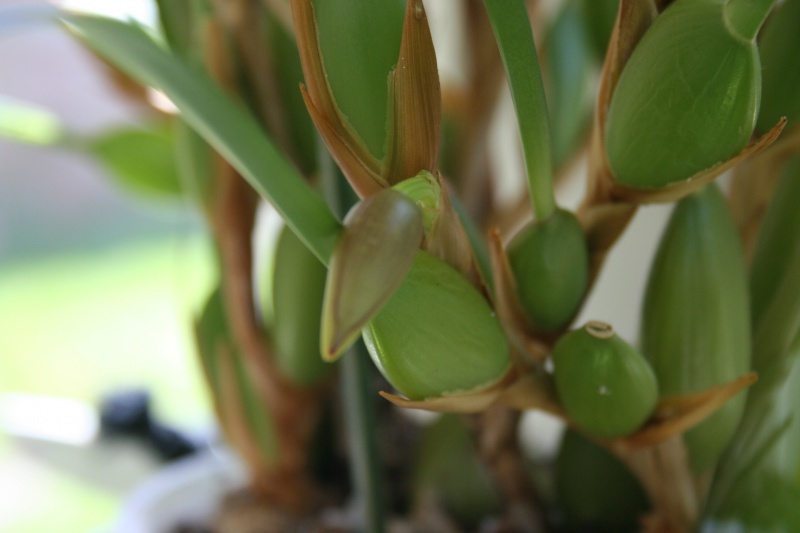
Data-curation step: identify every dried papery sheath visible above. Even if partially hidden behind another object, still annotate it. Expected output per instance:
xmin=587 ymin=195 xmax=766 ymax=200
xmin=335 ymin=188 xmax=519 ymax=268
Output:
xmin=364 ymin=251 xmax=511 ymax=401
xmin=321 ymin=189 xmax=424 ymax=361
xmin=641 ymin=184 xmax=751 ymax=473
xmin=553 ymin=321 xmax=658 ymax=439
xmin=382 ymin=0 xmax=441 ymax=185
xmin=605 ymin=0 xmax=764 ymax=189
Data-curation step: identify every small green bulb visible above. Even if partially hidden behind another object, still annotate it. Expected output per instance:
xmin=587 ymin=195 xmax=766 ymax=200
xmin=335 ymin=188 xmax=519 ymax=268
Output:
xmin=553 ymin=321 xmax=658 ymax=439
xmin=507 ymin=209 xmax=589 ymax=333
xmin=605 ymin=0 xmax=761 ymax=188
xmin=364 ymin=251 xmax=511 ymax=401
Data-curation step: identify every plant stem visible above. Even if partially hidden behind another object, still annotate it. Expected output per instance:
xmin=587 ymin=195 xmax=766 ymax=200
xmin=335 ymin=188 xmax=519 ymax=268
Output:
xmin=341 ymin=341 xmax=385 ymax=533
xmin=483 ymin=0 xmax=555 ymax=221
xmin=724 ymin=0 xmax=777 ymax=42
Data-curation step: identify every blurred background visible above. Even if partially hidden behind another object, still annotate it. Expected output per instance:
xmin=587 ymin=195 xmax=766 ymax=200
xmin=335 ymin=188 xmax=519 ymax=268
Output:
xmin=0 ymin=0 xmax=674 ymax=531
xmin=0 ymin=1 xmax=215 ymax=530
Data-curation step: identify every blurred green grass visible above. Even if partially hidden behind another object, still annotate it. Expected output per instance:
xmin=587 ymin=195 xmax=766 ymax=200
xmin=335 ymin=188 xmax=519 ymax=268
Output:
xmin=0 ymin=233 xmax=216 ymax=531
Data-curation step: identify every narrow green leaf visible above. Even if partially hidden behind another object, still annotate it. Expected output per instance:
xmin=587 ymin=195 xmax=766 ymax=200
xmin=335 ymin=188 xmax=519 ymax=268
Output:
xmin=484 ymin=0 xmax=555 ymax=220
xmin=62 ymin=13 xmax=341 ymax=264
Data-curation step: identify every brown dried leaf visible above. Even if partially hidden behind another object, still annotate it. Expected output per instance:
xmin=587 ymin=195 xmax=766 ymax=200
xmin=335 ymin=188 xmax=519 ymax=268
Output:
xmin=618 ymin=372 xmax=758 ymax=450
xmin=383 ymin=0 xmax=442 ymax=184
xmin=321 ymin=190 xmax=424 ymax=361
xmin=291 ymin=0 xmax=386 ymax=196
xmin=494 ymin=369 xmax=565 ymax=417
xmin=422 ymin=172 xmax=484 ymax=289
xmin=379 ymin=366 xmax=518 ymax=413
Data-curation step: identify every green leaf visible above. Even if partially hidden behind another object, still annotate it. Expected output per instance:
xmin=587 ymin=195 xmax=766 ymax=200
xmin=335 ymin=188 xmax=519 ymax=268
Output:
xmin=0 ymin=95 xmax=64 ymax=145
xmin=62 ymin=13 xmax=341 ymax=265
xmin=484 ymin=0 xmax=555 ymax=220
xmin=89 ymin=124 xmax=183 ymax=198
xmin=311 ymin=0 xmax=406 ymax=159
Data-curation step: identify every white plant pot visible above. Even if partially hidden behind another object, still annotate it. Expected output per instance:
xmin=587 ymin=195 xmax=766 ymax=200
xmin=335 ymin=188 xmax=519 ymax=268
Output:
xmin=113 ymin=447 xmax=247 ymax=533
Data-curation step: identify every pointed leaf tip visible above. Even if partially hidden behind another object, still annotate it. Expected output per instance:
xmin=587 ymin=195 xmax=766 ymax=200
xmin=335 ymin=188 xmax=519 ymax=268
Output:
xmin=321 ymin=189 xmax=424 ymax=361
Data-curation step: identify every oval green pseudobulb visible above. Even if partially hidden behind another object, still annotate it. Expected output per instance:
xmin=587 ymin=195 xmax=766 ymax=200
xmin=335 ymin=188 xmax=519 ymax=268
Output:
xmin=507 ymin=209 xmax=589 ymax=333
xmin=756 ymin=0 xmax=800 ymax=133
xmin=556 ymin=428 xmax=650 ymax=533
xmin=273 ymin=226 xmax=333 ymax=387
xmin=413 ymin=414 xmax=502 ymax=527
xmin=553 ymin=321 xmax=658 ymax=439
xmin=363 ymin=251 xmax=510 ymax=401
xmin=605 ymin=0 xmax=761 ymax=188
xmin=641 ymin=184 xmax=750 ymax=473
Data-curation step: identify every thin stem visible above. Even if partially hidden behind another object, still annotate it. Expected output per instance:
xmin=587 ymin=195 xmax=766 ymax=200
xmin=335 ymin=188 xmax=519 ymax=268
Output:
xmin=341 ymin=341 xmax=385 ymax=533
xmin=483 ymin=0 xmax=555 ymax=221
xmin=724 ymin=0 xmax=777 ymax=42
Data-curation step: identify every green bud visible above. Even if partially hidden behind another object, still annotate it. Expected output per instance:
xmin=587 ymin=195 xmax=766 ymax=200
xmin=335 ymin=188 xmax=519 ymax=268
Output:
xmin=756 ymin=0 xmax=800 ymax=133
xmin=364 ymin=251 xmax=511 ymax=401
xmin=273 ymin=226 xmax=333 ymax=387
xmin=605 ymin=0 xmax=761 ymax=188
xmin=553 ymin=321 xmax=658 ymax=439
xmin=391 ymin=170 xmax=441 ymax=233
xmin=413 ymin=414 xmax=502 ymax=526
xmin=321 ymin=189 xmax=424 ymax=360
xmin=641 ymin=184 xmax=750 ymax=473
xmin=555 ymin=428 xmax=650 ymax=532
xmin=507 ymin=209 xmax=589 ymax=333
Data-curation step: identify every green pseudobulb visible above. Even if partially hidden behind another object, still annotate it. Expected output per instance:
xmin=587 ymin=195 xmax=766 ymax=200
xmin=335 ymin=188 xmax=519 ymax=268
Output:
xmin=272 ymin=226 xmax=333 ymax=387
xmin=553 ymin=321 xmax=658 ymax=439
xmin=413 ymin=414 xmax=502 ymax=527
xmin=605 ymin=0 xmax=760 ymax=188
xmin=641 ymin=184 xmax=750 ymax=473
xmin=556 ymin=428 xmax=650 ymax=533
xmin=508 ymin=209 xmax=589 ymax=333
xmin=364 ymin=251 xmax=510 ymax=401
